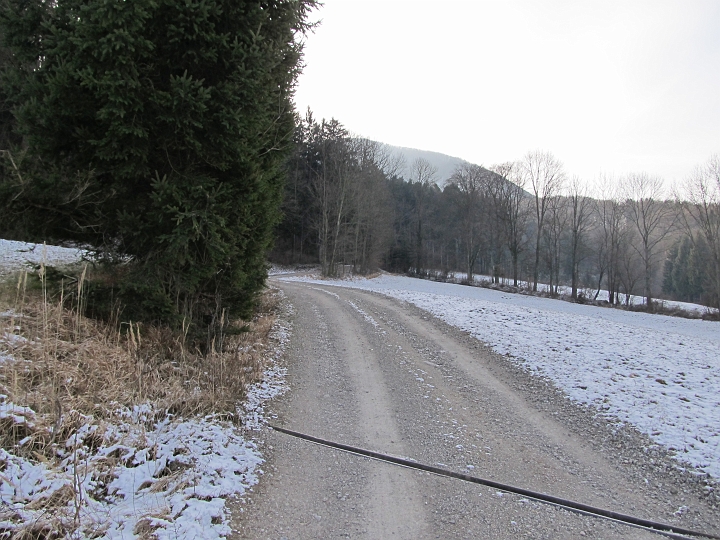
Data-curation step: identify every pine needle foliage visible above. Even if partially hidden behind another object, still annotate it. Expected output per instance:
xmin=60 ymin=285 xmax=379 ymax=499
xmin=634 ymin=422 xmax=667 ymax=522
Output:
xmin=0 ymin=0 xmax=316 ymax=337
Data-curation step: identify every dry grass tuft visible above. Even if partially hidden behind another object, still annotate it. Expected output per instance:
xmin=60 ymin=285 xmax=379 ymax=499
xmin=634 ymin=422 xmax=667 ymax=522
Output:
xmin=133 ymin=514 xmax=169 ymax=538
xmin=24 ymin=484 xmax=74 ymax=511
xmin=0 ymin=262 xmax=287 ymax=539
xmin=0 ymin=267 xmax=281 ymax=458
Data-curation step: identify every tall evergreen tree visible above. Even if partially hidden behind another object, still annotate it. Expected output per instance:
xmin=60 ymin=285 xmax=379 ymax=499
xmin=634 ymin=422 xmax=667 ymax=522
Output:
xmin=664 ymin=234 xmax=711 ymax=303
xmin=671 ymin=236 xmax=696 ymax=300
xmin=662 ymin=239 xmax=679 ymax=297
xmin=1 ymin=0 xmax=316 ymax=332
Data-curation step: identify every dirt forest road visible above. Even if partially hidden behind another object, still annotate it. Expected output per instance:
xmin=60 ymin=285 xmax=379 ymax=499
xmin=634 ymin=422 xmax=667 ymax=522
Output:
xmin=230 ymin=279 xmax=720 ymax=539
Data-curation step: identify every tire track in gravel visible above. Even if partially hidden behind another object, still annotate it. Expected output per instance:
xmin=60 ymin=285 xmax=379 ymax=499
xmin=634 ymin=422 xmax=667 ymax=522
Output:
xmin=231 ymin=280 xmax=720 ymax=539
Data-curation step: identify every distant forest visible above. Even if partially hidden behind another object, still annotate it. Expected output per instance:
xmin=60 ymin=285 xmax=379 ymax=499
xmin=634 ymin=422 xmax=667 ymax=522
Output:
xmin=271 ymin=113 xmax=720 ymax=313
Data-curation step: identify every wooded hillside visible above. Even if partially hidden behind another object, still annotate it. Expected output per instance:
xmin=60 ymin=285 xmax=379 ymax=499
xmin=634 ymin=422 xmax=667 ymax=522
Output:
xmin=272 ymin=115 xmax=720 ymax=313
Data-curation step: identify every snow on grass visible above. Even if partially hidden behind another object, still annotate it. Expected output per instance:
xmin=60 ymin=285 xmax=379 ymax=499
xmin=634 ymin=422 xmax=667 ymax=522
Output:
xmin=239 ymin=302 xmax=292 ymax=431
xmin=0 ymin=401 xmax=263 ymax=539
xmin=281 ymin=274 xmax=720 ymax=479
xmin=1 ymin=355 xmax=289 ymax=539
xmin=0 ymin=239 xmax=87 ymax=276
xmin=0 ymin=294 xmax=292 ymax=539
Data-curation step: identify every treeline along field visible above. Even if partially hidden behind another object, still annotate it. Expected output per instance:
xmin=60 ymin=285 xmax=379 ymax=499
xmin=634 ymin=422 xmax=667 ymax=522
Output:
xmin=273 ymin=114 xmax=720 ymax=314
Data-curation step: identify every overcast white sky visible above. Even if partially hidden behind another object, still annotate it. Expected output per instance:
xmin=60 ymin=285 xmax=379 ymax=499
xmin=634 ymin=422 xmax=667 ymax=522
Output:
xmin=293 ymin=0 xmax=720 ymax=185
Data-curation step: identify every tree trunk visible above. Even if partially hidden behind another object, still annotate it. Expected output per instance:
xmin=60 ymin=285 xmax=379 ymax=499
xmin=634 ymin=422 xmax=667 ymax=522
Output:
xmin=571 ymin=263 xmax=578 ymax=299
xmin=416 ymin=218 xmax=423 ymax=274
xmin=594 ymin=269 xmax=604 ymax=301
xmin=644 ymin=245 xmax=653 ymax=311
xmin=571 ymin=239 xmax=579 ymax=299
xmin=533 ymin=229 xmax=541 ymax=292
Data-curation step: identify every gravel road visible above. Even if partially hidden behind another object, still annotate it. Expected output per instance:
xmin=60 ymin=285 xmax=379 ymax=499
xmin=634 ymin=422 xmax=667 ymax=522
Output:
xmin=230 ymin=280 xmax=720 ymax=539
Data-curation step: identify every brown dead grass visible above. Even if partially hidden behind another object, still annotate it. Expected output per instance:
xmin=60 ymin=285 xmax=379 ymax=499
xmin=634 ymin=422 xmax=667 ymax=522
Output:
xmin=0 ymin=268 xmax=281 ymax=460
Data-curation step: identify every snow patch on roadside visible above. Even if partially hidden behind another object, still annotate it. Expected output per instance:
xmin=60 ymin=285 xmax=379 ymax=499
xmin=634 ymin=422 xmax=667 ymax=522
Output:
xmin=311 ymin=287 xmax=340 ymax=300
xmin=239 ymin=295 xmax=292 ymax=431
xmin=347 ymin=300 xmax=380 ymax=328
xmin=308 ymin=285 xmax=382 ymax=330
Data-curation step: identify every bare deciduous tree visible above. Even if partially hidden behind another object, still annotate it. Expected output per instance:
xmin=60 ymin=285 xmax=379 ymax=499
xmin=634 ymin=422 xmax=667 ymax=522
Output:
xmin=450 ymin=163 xmax=487 ymax=281
xmin=299 ymin=115 xmax=355 ymax=277
xmin=349 ymin=138 xmax=393 ymax=274
xmin=543 ymin=194 xmax=568 ymax=296
xmin=593 ymin=176 xmax=625 ymax=304
xmin=678 ymin=154 xmax=720 ymax=311
xmin=409 ymin=158 xmax=438 ymax=274
xmin=522 ymin=150 xmax=565 ymax=292
xmin=617 ymin=226 xmax=643 ymax=305
xmin=490 ymin=162 xmax=531 ymax=286
xmin=377 ymin=145 xmax=407 ymax=180
xmin=625 ymin=173 xmax=677 ymax=310
xmin=567 ymin=176 xmax=594 ymax=299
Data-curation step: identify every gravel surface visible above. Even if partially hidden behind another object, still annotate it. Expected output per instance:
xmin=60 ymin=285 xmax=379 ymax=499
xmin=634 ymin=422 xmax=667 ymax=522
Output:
xmin=230 ymin=280 xmax=720 ymax=539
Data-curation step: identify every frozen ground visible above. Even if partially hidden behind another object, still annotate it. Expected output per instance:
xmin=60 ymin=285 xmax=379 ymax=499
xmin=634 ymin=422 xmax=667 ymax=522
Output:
xmin=280 ymin=274 xmax=720 ymax=480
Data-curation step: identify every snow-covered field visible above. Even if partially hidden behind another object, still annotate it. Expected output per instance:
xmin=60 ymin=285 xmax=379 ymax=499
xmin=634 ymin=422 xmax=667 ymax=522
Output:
xmin=281 ymin=274 xmax=720 ymax=480
xmin=0 ymin=239 xmax=88 ymax=276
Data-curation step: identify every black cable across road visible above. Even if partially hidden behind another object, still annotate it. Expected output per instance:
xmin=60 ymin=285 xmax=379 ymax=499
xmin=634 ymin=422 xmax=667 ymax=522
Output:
xmin=270 ymin=425 xmax=719 ymax=540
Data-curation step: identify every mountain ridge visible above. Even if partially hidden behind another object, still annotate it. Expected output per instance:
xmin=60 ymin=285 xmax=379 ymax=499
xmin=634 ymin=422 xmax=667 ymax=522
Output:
xmin=383 ymin=144 xmax=472 ymax=184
